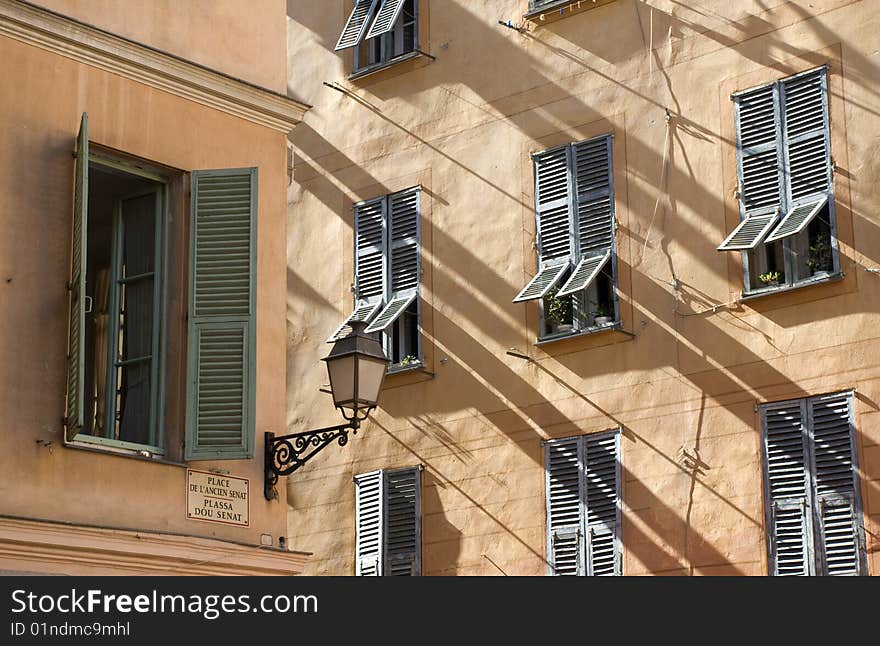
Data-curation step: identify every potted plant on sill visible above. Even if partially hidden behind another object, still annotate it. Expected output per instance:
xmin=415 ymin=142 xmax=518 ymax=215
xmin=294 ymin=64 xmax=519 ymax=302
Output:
xmin=544 ymin=288 xmax=573 ymax=335
xmin=807 ymin=232 xmax=832 ymax=277
xmin=399 ymin=354 xmax=419 ymax=368
xmin=593 ymin=303 xmax=613 ymax=326
xmin=759 ymin=270 xmax=781 ymax=288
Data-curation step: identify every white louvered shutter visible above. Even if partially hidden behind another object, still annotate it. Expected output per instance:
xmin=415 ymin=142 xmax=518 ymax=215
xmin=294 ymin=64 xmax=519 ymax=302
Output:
xmin=66 ymin=112 xmax=88 ymax=441
xmin=762 ymin=400 xmax=813 ymax=575
xmin=383 ymin=467 xmax=422 ymax=576
xmin=185 ymin=169 xmax=257 ymax=460
xmin=808 ymin=392 xmax=865 ymax=576
xmin=335 ymin=0 xmax=381 ymax=51
xmin=720 ymin=84 xmax=783 ymax=250
xmin=514 ymin=147 xmax=572 ymax=302
xmin=545 ymin=437 xmax=584 ymax=575
xmin=365 ymin=188 xmax=420 ymax=333
xmin=365 ymin=0 xmax=407 ymax=39
xmin=355 ymin=470 xmax=384 ymax=576
xmin=584 ymin=432 xmax=621 ymax=576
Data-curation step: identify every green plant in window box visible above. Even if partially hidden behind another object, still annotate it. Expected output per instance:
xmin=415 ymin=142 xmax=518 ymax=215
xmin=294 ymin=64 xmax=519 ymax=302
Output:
xmin=544 ymin=287 xmax=573 ymax=334
xmin=759 ymin=270 xmax=781 ymax=287
xmin=807 ymin=232 xmax=832 ymax=276
xmin=399 ymin=354 xmax=419 ymax=368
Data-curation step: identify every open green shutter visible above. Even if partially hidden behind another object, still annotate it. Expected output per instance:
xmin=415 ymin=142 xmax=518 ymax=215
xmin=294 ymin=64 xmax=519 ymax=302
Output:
xmin=762 ymin=400 xmax=813 ymax=575
xmin=545 ymin=437 xmax=584 ymax=575
xmin=185 ymin=168 xmax=257 ymax=460
xmin=584 ymin=431 xmax=621 ymax=576
xmin=65 ymin=112 xmax=88 ymax=441
xmin=355 ymin=470 xmax=384 ymax=576
xmin=383 ymin=467 xmax=422 ymax=576
xmin=808 ymin=392 xmax=866 ymax=576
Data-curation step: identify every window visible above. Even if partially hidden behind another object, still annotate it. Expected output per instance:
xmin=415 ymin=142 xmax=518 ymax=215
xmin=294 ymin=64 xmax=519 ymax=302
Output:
xmin=65 ymin=113 xmax=258 ymax=461
xmin=545 ymin=430 xmax=621 ymax=576
xmin=334 ymin=0 xmax=419 ymax=74
xmin=514 ymin=134 xmax=618 ymax=340
xmin=718 ymin=67 xmax=838 ymax=294
xmin=761 ymin=391 xmax=867 ymax=576
xmin=354 ymin=467 xmax=422 ymax=576
xmin=327 ymin=187 xmax=421 ymax=371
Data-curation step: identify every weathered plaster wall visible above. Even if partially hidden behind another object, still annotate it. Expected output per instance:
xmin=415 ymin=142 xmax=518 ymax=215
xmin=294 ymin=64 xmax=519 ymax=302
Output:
xmin=30 ymin=0 xmax=288 ymax=92
xmin=0 ymin=33 xmax=290 ymax=548
xmin=285 ymin=0 xmax=880 ymax=574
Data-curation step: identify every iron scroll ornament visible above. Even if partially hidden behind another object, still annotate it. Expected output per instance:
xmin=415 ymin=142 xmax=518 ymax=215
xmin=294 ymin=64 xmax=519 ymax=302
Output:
xmin=264 ymin=418 xmax=363 ymax=501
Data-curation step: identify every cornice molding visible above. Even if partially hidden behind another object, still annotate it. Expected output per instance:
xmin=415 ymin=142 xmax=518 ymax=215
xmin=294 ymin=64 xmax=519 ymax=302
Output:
xmin=0 ymin=516 xmax=310 ymax=576
xmin=0 ymin=0 xmax=309 ymax=133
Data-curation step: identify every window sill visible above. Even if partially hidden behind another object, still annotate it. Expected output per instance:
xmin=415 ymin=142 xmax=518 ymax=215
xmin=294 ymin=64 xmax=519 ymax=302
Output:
xmin=348 ymin=50 xmax=426 ymax=81
xmin=524 ymin=0 xmax=616 ymax=24
xmin=387 ymin=361 xmax=433 ymax=377
xmin=64 ymin=437 xmax=186 ymax=468
xmin=739 ymin=271 xmax=844 ymax=303
xmin=535 ymin=320 xmax=621 ymax=346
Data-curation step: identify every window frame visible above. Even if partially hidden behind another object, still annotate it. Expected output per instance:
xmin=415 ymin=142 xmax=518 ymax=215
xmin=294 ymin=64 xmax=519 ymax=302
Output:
xmin=352 ymin=0 xmax=419 ymax=76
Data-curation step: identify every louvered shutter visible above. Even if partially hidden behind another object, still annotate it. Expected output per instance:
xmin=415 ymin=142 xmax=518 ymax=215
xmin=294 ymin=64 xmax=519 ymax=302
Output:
xmin=355 ymin=470 xmax=384 ymax=576
xmin=365 ymin=188 xmax=419 ymax=333
xmin=65 ymin=112 xmax=88 ymax=441
xmin=514 ymin=147 xmax=572 ymax=302
xmin=383 ymin=467 xmax=422 ymax=576
xmin=720 ymin=84 xmax=783 ymax=250
xmin=584 ymin=431 xmax=621 ymax=576
xmin=762 ymin=400 xmax=813 ymax=575
xmin=764 ymin=195 xmax=827 ymax=243
xmin=185 ymin=168 xmax=257 ymax=460
xmin=808 ymin=392 xmax=865 ymax=576
xmin=335 ymin=0 xmax=381 ymax=51
xmin=545 ymin=437 xmax=584 ymax=575
xmin=365 ymin=0 xmax=407 ymax=39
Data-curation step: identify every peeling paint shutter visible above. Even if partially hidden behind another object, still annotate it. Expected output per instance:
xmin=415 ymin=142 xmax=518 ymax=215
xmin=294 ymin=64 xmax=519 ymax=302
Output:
xmin=365 ymin=0 xmax=407 ymax=39
xmin=584 ymin=431 xmax=621 ymax=576
xmin=335 ymin=0 xmax=381 ymax=50
xmin=545 ymin=437 xmax=584 ymax=575
xmin=762 ymin=400 xmax=813 ymax=575
xmin=355 ymin=470 xmax=384 ymax=576
xmin=384 ymin=467 xmax=422 ymax=576
xmin=65 ymin=112 xmax=88 ymax=441
xmin=185 ymin=169 xmax=257 ymax=460
xmin=809 ymin=392 xmax=865 ymax=576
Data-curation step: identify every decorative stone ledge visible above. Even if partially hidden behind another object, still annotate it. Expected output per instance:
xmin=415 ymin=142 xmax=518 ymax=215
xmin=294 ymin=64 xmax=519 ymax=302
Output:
xmin=0 ymin=515 xmax=310 ymax=576
xmin=0 ymin=0 xmax=309 ymax=133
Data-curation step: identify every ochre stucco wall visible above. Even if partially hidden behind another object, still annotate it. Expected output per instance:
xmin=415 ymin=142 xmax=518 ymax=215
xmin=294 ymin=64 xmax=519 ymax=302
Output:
xmin=29 ymin=0 xmax=288 ymax=92
xmin=0 ymin=33 xmax=290 ymax=548
xmin=285 ymin=0 xmax=880 ymax=575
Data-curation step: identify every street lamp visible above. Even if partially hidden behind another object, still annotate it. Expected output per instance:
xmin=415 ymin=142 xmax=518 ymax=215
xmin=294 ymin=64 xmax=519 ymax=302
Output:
xmin=265 ymin=321 xmax=389 ymax=500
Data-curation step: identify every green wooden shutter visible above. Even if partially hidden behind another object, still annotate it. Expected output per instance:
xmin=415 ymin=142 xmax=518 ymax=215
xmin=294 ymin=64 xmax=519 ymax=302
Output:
xmin=719 ymin=83 xmax=783 ymax=250
xmin=355 ymin=470 xmax=384 ymax=576
xmin=808 ymin=392 xmax=866 ymax=576
xmin=365 ymin=0 xmax=407 ymax=39
xmin=65 ymin=112 xmax=88 ymax=441
xmin=383 ymin=466 xmax=422 ymax=576
xmin=514 ymin=147 xmax=572 ymax=302
xmin=584 ymin=431 xmax=621 ymax=576
xmin=762 ymin=399 xmax=814 ymax=575
xmin=545 ymin=437 xmax=585 ymax=575
xmin=185 ymin=168 xmax=257 ymax=460
xmin=335 ymin=0 xmax=381 ymax=50
xmin=365 ymin=188 xmax=419 ymax=333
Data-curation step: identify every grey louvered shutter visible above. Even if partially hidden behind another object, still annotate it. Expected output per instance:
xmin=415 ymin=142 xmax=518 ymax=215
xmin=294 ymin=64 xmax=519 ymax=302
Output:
xmin=335 ymin=0 xmax=380 ymax=51
xmin=365 ymin=0 xmax=407 ymax=39
xmin=365 ymin=188 xmax=419 ymax=333
xmin=355 ymin=470 xmax=384 ymax=576
xmin=383 ymin=467 xmax=422 ymax=576
xmin=720 ymin=84 xmax=783 ymax=250
xmin=584 ymin=431 xmax=621 ymax=576
xmin=514 ymin=147 xmax=573 ymax=302
xmin=65 ymin=112 xmax=88 ymax=441
xmin=808 ymin=392 xmax=866 ymax=576
xmin=762 ymin=400 xmax=814 ymax=575
xmin=185 ymin=168 xmax=257 ymax=460
xmin=545 ymin=437 xmax=584 ymax=575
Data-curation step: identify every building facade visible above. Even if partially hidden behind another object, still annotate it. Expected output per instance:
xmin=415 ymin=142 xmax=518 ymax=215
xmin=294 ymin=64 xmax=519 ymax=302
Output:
xmin=0 ymin=0 xmax=309 ymax=575
xmin=285 ymin=0 xmax=880 ymax=575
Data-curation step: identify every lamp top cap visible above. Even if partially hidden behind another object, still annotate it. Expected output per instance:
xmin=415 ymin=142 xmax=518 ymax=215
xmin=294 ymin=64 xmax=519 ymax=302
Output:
xmin=322 ymin=320 xmax=388 ymax=363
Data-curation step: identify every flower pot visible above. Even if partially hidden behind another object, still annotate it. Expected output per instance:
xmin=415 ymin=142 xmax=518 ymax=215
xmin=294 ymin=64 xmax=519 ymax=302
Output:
xmin=594 ymin=316 xmax=612 ymax=326
xmin=761 ymin=280 xmax=779 ymax=288
xmin=549 ymin=322 xmax=573 ymax=335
